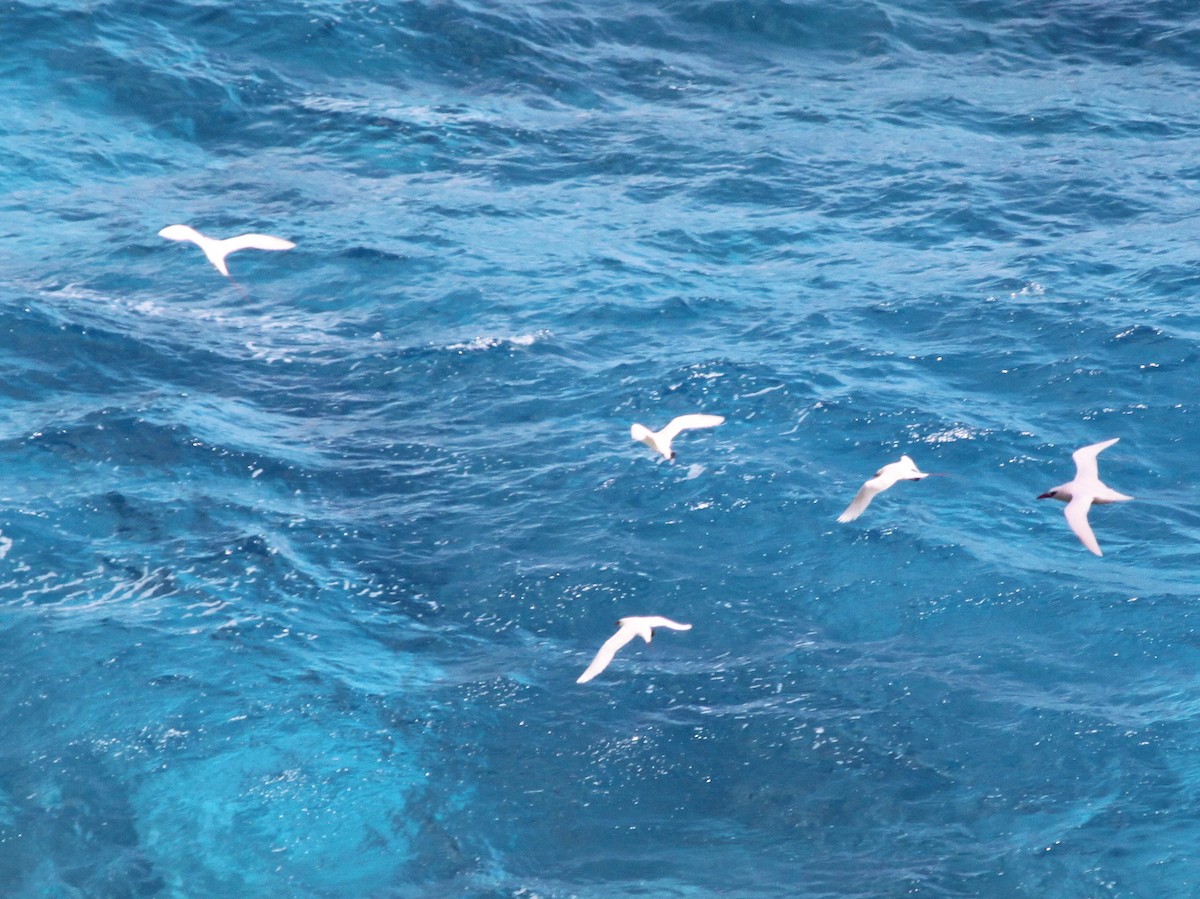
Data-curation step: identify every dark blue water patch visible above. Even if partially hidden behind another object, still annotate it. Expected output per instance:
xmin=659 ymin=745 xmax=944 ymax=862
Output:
xmin=0 ymin=743 xmax=164 ymax=898
xmin=884 ymin=0 xmax=1200 ymax=69
xmin=1128 ymin=261 xmax=1200 ymax=301
xmin=1007 ymin=2 xmax=1200 ymax=68
xmin=666 ymin=0 xmax=897 ymax=54
xmin=28 ymin=21 xmax=264 ymax=153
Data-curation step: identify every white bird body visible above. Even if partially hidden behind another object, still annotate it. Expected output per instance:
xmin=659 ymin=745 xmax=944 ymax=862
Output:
xmin=837 ymin=454 xmax=929 ymax=523
xmin=1038 ymin=437 xmax=1132 ymax=556
xmin=631 ymin=414 xmax=724 ymax=460
xmin=158 ymin=224 xmax=295 ymax=276
xmin=576 ymin=616 xmax=692 ymax=684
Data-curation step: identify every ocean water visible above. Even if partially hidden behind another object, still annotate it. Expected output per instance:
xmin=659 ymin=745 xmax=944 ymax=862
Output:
xmin=3 ymin=0 xmax=1200 ymax=895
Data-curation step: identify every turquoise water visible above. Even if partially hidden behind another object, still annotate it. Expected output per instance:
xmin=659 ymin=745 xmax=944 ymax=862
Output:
xmin=3 ymin=1 xmax=1200 ymax=895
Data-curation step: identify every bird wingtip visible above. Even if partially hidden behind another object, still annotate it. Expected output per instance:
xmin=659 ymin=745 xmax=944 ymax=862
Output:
xmin=836 ymin=506 xmax=860 ymax=523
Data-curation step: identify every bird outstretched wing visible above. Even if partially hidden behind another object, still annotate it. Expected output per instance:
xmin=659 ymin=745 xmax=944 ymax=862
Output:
xmin=837 ymin=481 xmax=881 ymax=522
xmin=660 ymin=414 xmax=725 ymax=442
xmin=837 ymin=463 xmax=904 ymax=523
xmin=577 ymin=626 xmax=639 ymax=684
xmin=1071 ymin=437 xmax=1119 ymax=482
xmin=1064 ymin=495 xmax=1102 ymax=556
xmin=222 ymin=233 xmax=296 ymax=254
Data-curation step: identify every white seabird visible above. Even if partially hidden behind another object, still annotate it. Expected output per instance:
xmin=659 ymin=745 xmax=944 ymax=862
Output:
xmin=158 ymin=224 xmax=295 ymax=277
xmin=631 ymin=414 xmax=724 ymax=460
xmin=576 ymin=616 xmax=692 ymax=684
xmin=837 ymin=454 xmax=930 ymax=523
xmin=1037 ymin=437 xmax=1132 ymax=556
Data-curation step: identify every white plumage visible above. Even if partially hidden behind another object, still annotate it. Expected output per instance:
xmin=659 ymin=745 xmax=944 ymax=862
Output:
xmin=159 ymin=224 xmax=295 ymax=277
xmin=630 ymin=414 xmax=724 ymax=460
xmin=1038 ymin=437 xmax=1133 ymax=556
xmin=837 ymin=454 xmax=929 ymax=523
xmin=576 ymin=616 xmax=692 ymax=684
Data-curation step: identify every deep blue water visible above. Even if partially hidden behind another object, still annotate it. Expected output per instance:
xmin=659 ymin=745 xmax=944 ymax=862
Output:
xmin=3 ymin=0 xmax=1200 ymax=895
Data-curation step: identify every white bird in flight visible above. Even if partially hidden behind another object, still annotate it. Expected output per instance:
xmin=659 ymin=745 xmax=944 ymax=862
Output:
xmin=158 ymin=224 xmax=295 ymax=277
xmin=837 ymin=454 xmax=930 ymax=523
xmin=1038 ymin=437 xmax=1132 ymax=556
xmin=631 ymin=414 xmax=724 ymax=460
xmin=576 ymin=616 xmax=692 ymax=684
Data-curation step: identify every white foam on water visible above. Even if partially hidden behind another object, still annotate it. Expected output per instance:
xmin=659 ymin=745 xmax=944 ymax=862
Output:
xmin=444 ymin=330 xmax=550 ymax=352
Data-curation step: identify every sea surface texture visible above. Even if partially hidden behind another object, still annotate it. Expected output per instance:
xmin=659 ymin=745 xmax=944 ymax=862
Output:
xmin=3 ymin=1 xmax=1200 ymax=896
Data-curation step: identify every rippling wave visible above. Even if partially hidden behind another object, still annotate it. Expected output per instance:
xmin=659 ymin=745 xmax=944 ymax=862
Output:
xmin=3 ymin=0 xmax=1200 ymax=895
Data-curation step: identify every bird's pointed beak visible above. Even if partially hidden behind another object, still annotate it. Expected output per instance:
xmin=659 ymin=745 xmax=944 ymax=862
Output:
xmin=1036 ymin=492 xmax=1053 ymax=500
